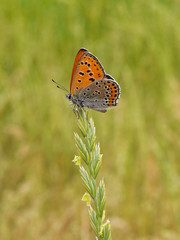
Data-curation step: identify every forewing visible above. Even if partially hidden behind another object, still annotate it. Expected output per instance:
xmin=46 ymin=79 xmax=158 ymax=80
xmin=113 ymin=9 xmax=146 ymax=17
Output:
xmin=70 ymin=49 xmax=106 ymax=96
xmin=70 ymin=48 xmax=87 ymax=91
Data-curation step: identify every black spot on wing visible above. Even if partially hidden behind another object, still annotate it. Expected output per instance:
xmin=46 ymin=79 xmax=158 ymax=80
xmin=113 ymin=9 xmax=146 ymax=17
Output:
xmin=79 ymin=71 xmax=84 ymax=76
xmin=89 ymin=78 xmax=95 ymax=82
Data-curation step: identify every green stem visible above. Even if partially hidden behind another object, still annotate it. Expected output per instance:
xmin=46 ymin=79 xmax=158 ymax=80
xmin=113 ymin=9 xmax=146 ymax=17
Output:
xmin=73 ymin=109 xmax=112 ymax=240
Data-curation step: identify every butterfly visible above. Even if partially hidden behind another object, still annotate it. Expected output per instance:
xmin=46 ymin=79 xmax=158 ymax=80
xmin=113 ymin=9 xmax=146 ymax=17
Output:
xmin=52 ymin=48 xmax=120 ymax=113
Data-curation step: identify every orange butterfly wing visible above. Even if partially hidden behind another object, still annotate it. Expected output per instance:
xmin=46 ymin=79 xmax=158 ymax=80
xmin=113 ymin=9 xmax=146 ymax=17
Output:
xmin=70 ymin=48 xmax=87 ymax=91
xmin=70 ymin=48 xmax=106 ymax=96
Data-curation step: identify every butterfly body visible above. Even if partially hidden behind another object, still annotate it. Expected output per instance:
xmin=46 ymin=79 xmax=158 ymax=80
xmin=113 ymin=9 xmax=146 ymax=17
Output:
xmin=66 ymin=93 xmax=84 ymax=108
xmin=53 ymin=48 xmax=120 ymax=113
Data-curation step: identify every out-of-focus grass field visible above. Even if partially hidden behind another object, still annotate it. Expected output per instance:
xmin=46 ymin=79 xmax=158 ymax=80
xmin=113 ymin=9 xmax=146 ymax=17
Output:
xmin=0 ymin=0 xmax=180 ymax=239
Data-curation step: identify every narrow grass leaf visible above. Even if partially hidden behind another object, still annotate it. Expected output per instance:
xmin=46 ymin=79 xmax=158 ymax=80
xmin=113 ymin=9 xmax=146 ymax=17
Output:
xmin=74 ymin=133 xmax=89 ymax=164
xmin=79 ymin=165 xmax=95 ymax=198
xmin=96 ymin=180 xmax=105 ymax=217
xmin=89 ymin=206 xmax=99 ymax=236
xmin=103 ymin=220 xmax=111 ymax=240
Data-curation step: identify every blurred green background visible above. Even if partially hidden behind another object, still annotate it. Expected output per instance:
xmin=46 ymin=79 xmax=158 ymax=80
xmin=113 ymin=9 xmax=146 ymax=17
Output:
xmin=0 ymin=0 xmax=180 ymax=239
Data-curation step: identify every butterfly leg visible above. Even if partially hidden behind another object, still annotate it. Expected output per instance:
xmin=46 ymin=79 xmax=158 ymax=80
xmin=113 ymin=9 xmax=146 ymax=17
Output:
xmin=70 ymin=103 xmax=88 ymax=120
xmin=69 ymin=102 xmax=78 ymax=118
xmin=75 ymin=106 xmax=89 ymax=121
xmin=72 ymin=105 xmax=80 ymax=118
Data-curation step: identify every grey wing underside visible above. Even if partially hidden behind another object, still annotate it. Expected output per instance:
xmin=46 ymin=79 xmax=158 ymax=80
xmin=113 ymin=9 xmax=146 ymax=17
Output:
xmin=78 ymin=79 xmax=120 ymax=113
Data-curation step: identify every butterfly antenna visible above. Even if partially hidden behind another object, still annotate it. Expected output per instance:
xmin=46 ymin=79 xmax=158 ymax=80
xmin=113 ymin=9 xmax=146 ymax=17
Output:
xmin=51 ymin=79 xmax=69 ymax=93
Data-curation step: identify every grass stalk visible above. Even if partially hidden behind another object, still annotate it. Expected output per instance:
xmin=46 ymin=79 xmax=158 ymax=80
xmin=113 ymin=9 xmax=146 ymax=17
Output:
xmin=73 ymin=109 xmax=112 ymax=240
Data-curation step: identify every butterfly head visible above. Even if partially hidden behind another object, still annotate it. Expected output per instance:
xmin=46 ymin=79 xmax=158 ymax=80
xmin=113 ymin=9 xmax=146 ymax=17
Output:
xmin=66 ymin=93 xmax=72 ymax=101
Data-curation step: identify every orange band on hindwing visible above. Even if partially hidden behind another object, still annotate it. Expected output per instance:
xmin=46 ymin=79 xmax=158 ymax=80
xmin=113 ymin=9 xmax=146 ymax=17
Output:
xmin=104 ymin=81 xmax=120 ymax=106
